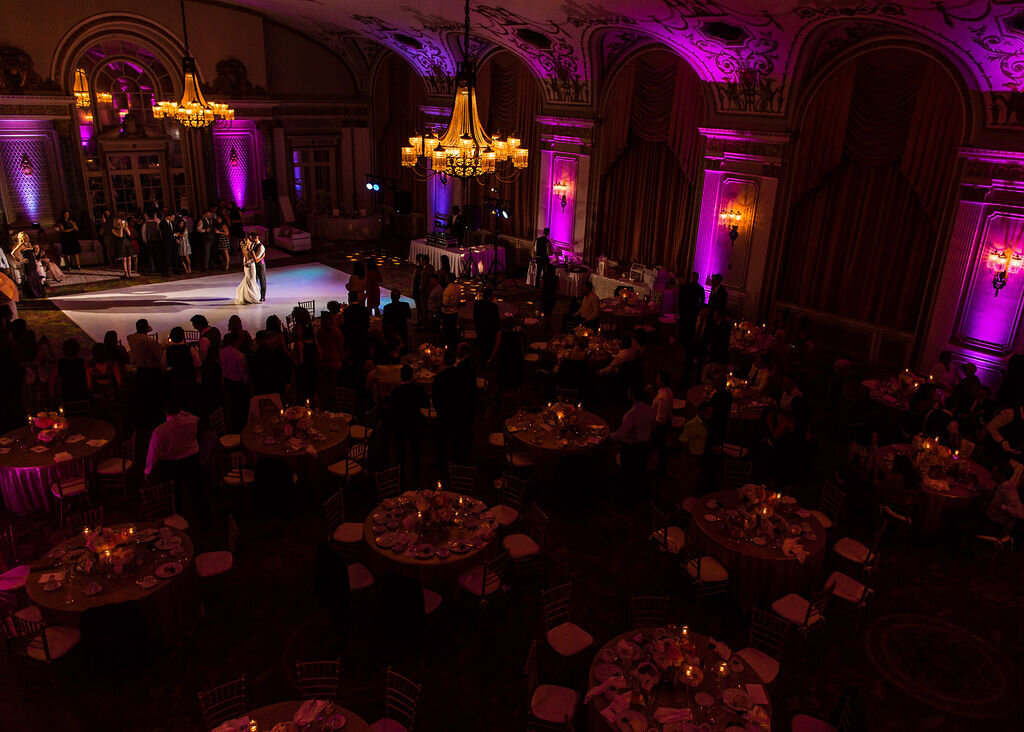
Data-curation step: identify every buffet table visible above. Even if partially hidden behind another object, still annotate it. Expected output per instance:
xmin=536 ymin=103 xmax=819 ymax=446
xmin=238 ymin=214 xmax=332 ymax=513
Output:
xmin=590 ymin=273 xmax=677 ymax=315
xmin=525 ymin=260 xmax=591 ymax=298
xmin=308 ymin=214 xmax=381 ymax=241
xmin=408 ymin=238 xmax=505 ymax=278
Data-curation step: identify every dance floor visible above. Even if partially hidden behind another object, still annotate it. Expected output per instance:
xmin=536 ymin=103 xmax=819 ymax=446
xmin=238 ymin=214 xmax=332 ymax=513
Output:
xmin=51 ymin=262 xmax=410 ymax=342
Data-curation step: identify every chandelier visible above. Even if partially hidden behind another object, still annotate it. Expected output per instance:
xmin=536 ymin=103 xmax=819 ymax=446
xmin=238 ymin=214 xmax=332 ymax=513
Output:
xmin=73 ymin=68 xmax=90 ymax=108
xmin=152 ymin=0 xmax=234 ymax=128
xmin=401 ymin=0 xmax=527 ymax=182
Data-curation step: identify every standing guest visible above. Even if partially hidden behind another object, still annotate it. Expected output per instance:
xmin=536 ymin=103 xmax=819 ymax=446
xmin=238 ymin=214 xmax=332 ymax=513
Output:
xmin=441 ymin=276 xmax=460 ymax=347
xmin=611 ymin=385 xmax=656 ymax=493
xmin=19 ymin=239 xmax=46 ymax=299
xmin=249 ymin=329 xmax=294 ymax=399
xmin=291 ymin=307 xmax=318 ymax=403
xmin=389 ymin=364 xmax=428 ymax=486
xmin=220 ymin=331 xmax=250 ymax=432
xmin=578 ymin=281 xmax=600 ymax=328
xmin=246 ymin=232 xmax=267 ymax=302
xmin=450 ymin=206 xmax=465 ymax=246
xmin=163 ymin=326 xmax=199 ymax=392
xmin=174 ymin=213 xmax=192 ymax=274
xmin=412 ymin=255 xmax=426 ymax=326
xmin=473 ymin=287 xmax=500 ymax=365
xmin=87 ymin=342 xmax=122 ymax=418
xmin=100 ymin=208 xmax=115 ymax=266
xmin=534 ymin=227 xmax=551 ymax=272
xmin=347 ymin=262 xmax=367 ymax=306
xmin=195 ymin=209 xmax=215 ymax=271
xmin=227 ymin=314 xmax=252 ymax=354
xmin=438 ymin=254 xmax=453 ymax=287
xmin=144 ymin=395 xmax=206 ymax=524
xmin=955 ymin=363 xmax=981 ymax=413
xmin=215 ymin=215 xmax=232 ymax=271
xmin=342 ymin=291 xmax=370 ymax=366
xmin=540 ymin=263 xmax=558 ymax=325
xmin=113 ymin=217 xmax=134 ymax=278
xmin=157 ymin=211 xmax=175 ymax=276
xmin=365 ymin=259 xmax=383 ymax=316
xmin=191 ymin=315 xmax=221 ymax=406
xmin=317 ymin=312 xmax=344 ymax=389
xmin=490 ymin=316 xmax=525 ymax=393
xmin=425 ymin=274 xmax=443 ymax=336
xmin=103 ymin=330 xmax=130 ymax=370
xmin=708 ymin=274 xmax=728 ymax=313
xmin=678 ymin=271 xmax=705 ymax=347
xmin=140 ymin=209 xmax=159 ymax=273
xmin=57 ymin=338 xmax=89 ymax=404
xmin=128 ymin=319 xmax=164 ymax=429
xmin=651 ymin=370 xmax=674 ymax=474
xmin=432 ymin=348 xmax=461 ymax=471
xmin=382 ymin=289 xmax=412 ymax=351
xmin=55 ymin=210 xmax=81 ymax=270
xmin=929 ymin=350 xmax=957 ymax=390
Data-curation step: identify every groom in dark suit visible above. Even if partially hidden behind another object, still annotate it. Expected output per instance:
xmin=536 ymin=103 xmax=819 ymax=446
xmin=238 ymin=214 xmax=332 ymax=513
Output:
xmin=249 ymin=233 xmax=267 ymax=302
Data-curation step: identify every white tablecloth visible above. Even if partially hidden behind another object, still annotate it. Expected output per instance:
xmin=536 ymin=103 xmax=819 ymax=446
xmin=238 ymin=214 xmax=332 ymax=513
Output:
xmin=525 ymin=261 xmax=591 ymax=298
xmin=590 ymin=273 xmax=651 ymax=300
xmin=408 ymin=238 xmax=506 ymax=278
xmin=309 ymin=215 xmax=381 ymax=240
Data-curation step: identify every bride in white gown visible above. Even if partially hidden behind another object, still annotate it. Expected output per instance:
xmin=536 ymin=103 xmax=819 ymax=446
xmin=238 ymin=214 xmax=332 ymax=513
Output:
xmin=234 ymin=242 xmax=261 ymax=305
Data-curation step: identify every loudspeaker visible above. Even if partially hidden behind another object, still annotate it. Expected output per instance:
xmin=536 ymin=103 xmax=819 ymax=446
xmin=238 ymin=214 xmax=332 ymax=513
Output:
xmin=394 ymin=190 xmax=412 ymax=215
xmin=261 ymin=178 xmax=277 ymax=201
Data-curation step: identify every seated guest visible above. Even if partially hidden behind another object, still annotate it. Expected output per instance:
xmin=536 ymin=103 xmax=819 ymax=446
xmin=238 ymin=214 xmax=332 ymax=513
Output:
xmin=382 ymin=289 xmax=412 ymax=351
xmin=599 ymin=335 xmax=637 ymax=375
xmin=651 ymin=370 xmax=673 ymax=474
xmin=924 ymin=395 xmax=959 ymax=444
xmin=982 ymin=461 xmax=1024 ymax=534
xmin=747 ymin=353 xmax=772 ymax=392
xmin=103 ymin=330 xmax=129 ymax=369
xmin=162 ymin=326 xmax=199 ymax=388
xmin=611 ymin=384 xmax=656 ymax=491
xmin=248 ymin=329 xmax=294 ymax=398
xmin=220 ymin=332 xmax=250 ymax=432
xmin=681 ymin=402 xmax=711 ymax=457
xmin=226 ymin=314 xmax=252 ymax=354
xmin=578 ymin=281 xmax=600 ymax=327
xmin=929 ymin=350 xmax=957 ymax=390
xmin=473 ymin=287 xmax=500 ymax=362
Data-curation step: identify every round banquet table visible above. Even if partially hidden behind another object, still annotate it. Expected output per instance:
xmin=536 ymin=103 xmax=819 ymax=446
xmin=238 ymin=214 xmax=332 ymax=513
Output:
xmin=0 ymin=417 xmax=116 ymax=514
xmin=873 ymin=443 xmax=993 ymax=534
xmin=26 ymin=522 xmax=200 ymax=646
xmin=546 ymin=333 xmax=618 ymax=364
xmin=587 ymin=627 xmax=772 ymax=732
xmin=362 ymin=493 xmax=495 ymax=590
xmin=371 ymin=363 xmax=436 ymax=401
xmin=599 ymin=299 xmax=660 ymax=325
xmin=691 ymin=490 xmax=827 ymax=609
xmin=246 ymin=700 xmax=371 ymax=731
xmin=684 ymin=384 xmax=767 ymax=421
xmin=241 ymin=409 xmax=350 ymax=462
xmin=861 ymin=378 xmax=912 ymax=411
xmin=504 ymin=409 xmax=609 ymax=453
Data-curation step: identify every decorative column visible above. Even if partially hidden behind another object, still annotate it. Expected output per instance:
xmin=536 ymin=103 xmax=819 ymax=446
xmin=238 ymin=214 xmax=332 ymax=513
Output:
xmin=535 ymin=116 xmax=594 ymax=262
xmin=692 ymin=128 xmax=789 ymax=320
xmin=921 ymin=148 xmax=1024 ymax=385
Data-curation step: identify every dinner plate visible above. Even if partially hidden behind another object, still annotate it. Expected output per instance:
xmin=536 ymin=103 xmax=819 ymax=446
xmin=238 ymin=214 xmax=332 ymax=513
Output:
xmin=616 ymin=709 xmax=647 ymax=732
xmin=722 ymin=688 xmax=753 ymax=712
xmin=323 ymin=714 xmax=346 ymax=730
xmin=594 ymin=663 xmax=622 ymax=682
xmin=84 ymin=582 xmax=103 ymax=596
xmin=599 ymin=647 xmax=617 ymax=663
xmin=156 ymin=537 xmax=182 ymax=550
xmin=411 ymin=544 xmax=435 ymax=559
xmin=448 ymin=539 xmax=472 ymax=553
xmin=704 ymin=514 xmax=718 ymax=522
xmin=155 ymin=562 xmax=183 ymax=578
xmin=42 ymin=580 xmax=62 ymax=592
xmin=390 ymin=542 xmax=409 ymax=553
xmin=137 ymin=576 xmax=158 ymax=589
xmin=436 ymin=546 xmax=451 ymax=559
xmin=751 ymin=536 xmax=767 ymax=546
xmin=372 ymin=524 xmax=388 ymax=535
xmin=694 ymin=692 xmax=715 ymax=707
xmin=376 ymin=532 xmax=397 ymax=548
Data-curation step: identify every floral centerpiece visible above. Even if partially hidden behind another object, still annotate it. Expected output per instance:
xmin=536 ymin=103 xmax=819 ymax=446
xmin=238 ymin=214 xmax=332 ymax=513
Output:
xmin=413 ymin=486 xmax=457 ymax=531
xmin=86 ymin=527 xmax=136 ymax=567
xmin=417 ymin=343 xmax=444 ymax=372
xmin=911 ymin=434 xmax=952 ymax=471
xmin=276 ymin=404 xmax=323 ymax=442
xmin=542 ymin=401 xmax=582 ymax=432
xmin=31 ymin=411 xmax=69 ymax=442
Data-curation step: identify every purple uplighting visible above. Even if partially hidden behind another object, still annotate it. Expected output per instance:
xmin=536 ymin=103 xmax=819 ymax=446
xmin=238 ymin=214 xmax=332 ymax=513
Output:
xmin=213 ymin=124 xmax=258 ymax=209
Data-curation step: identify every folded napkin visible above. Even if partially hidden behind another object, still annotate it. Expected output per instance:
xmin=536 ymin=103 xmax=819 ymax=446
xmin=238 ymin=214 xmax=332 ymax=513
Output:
xmin=653 ymin=707 xmax=692 ymax=724
xmin=0 ymin=447 xmax=9 ymax=455
xmin=30 ymin=445 xmax=49 ymax=453
xmin=304 ymin=444 xmax=318 ymax=456
xmin=745 ymin=683 xmax=769 ymax=705
xmin=86 ymin=438 xmax=108 ymax=448
xmin=744 ymin=704 xmax=771 ymax=728
xmin=708 ymin=637 xmax=732 ymax=660
xmin=782 ymin=537 xmax=809 ymax=564
xmin=598 ymin=692 xmax=632 ymax=727
xmin=293 ymin=698 xmax=327 ymax=725
xmin=211 ymin=716 xmax=249 ymax=732
xmin=0 ymin=436 xmax=12 ymax=445
xmin=65 ymin=434 xmax=85 ymax=444
xmin=54 ymin=451 xmax=73 ymax=463
xmin=39 ymin=571 xmax=65 ymax=583
xmin=584 ymin=674 xmax=627 ymax=703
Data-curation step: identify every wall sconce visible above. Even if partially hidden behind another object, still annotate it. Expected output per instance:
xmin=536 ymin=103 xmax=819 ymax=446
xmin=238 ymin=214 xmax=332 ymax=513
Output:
xmin=96 ymin=91 xmax=113 ymax=105
xmin=988 ymin=245 xmax=1024 ymax=296
xmin=552 ymin=180 xmax=569 ymax=212
xmin=719 ymin=207 xmax=742 ymax=244
xmin=229 ymin=146 xmax=240 ymax=168
xmin=19 ymin=153 xmax=33 ymax=177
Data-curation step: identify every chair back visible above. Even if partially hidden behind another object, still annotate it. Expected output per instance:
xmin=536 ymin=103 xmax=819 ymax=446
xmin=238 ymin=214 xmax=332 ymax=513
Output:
xmin=529 ymin=505 xmax=550 ymax=547
xmin=723 ymin=458 xmax=753 ymax=491
xmin=183 ymin=329 xmax=200 ymax=343
xmin=197 ymin=675 xmax=248 ymax=728
xmin=376 ymin=466 xmax=402 ymax=500
xmin=348 ymin=442 xmax=367 ymax=465
xmin=296 ymin=658 xmax=340 ymax=701
xmin=524 ymin=639 xmax=540 ymax=697
xmin=448 ymin=463 xmax=477 ymax=494
xmin=335 ymin=387 xmax=358 ymax=416
xmin=554 ymin=387 xmax=579 ymax=403
xmin=147 ymin=332 xmax=159 ymax=341
xmin=541 ymin=582 xmax=573 ymax=631
xmin=362 ymin=404 xmax=379 ymax=429
xmin=384 ymin=667 xmax=421 ymax=731
xmin=140 ymin=481 xmax=176 ymax=522
xmin=10 ymin=613 xmax=53 ymax=661
xmin=61 ymin=400 xmax=91 ymax=417
xmin=298 ymin=299 xmax=317 ymax=315
xmin=323 ymin=491 xmax=346 ymax=533
xmin=249 ymin=393 xmax=283 ymax=422
xmin=53 ymin=460 xmax=87 ymax=498
xmin=209 ymin=407 xmax=227 ymax=437
xmin=227 ymin=514 xmax=239 ymax=554
xmin=819 ymin=478 xmax=846 ymax=523
xmin=121 ymin=433 xmax=136 ymax=464
xmin=500 ymin=473 xmax=527 ymax=512
xmin=67 ymin=507 xmax=104 ymax=535
xmin=630 ymin=594 xmax=669 ymax=628
xmin=748 ymin=607 xmax=788 ymax=658
xmin=805 ymin=585 xmax=833 ymax=627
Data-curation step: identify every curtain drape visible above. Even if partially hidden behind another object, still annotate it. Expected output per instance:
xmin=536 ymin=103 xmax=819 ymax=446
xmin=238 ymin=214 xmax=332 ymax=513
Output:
xmin=373 ymin=55 xmax=426 ymax=215
xmin=589 ymin=50 xmax=704 ymax=272
xmin=779 ymin=50 xmax=963 ymax=332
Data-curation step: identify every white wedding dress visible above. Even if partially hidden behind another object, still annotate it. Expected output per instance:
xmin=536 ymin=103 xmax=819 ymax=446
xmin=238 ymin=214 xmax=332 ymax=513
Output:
xmin=235 ymin=259 xmax=261 ymax=305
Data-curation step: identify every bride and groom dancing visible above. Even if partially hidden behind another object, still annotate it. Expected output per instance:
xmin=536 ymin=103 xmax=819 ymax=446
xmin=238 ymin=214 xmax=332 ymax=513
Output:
xmin=234 ymin=232 xmax=267 ymax=305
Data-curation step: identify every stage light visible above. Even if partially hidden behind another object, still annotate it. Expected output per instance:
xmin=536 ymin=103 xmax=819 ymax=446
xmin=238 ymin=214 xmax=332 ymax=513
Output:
xmin=365 ymin=182 xmax=374 ymax=191
xmin=373 ymin=183 xmax=380 ymax=191
xmin=501 ymin=210 xmax=509 ymax=219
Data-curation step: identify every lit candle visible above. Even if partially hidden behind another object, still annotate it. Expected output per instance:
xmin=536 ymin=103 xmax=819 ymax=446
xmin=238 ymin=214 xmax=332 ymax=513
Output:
xmin=305 ymin=399 xmax=310 ymax=408
xmin=249 ymin=719 xmax=258 ymax=732
xmin=59 ymin=407 xmax=64 ymax=416
xmin=681 ymin=625 xmax=689 ymax=637
xmin=718 ymin=661 xmax=728 ymax=677
xmin=82 ymin=526 xmax=91 ymax=536
xmin=685 ymin=665 xmax=694 ymax=680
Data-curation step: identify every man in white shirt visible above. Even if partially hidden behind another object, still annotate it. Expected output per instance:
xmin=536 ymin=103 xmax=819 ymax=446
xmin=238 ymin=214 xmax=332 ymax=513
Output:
xmin=747 ymin=354 xmax=772 ymax=392
xmin=651 ymin=371 xmax=674 ymax=474
xmin=612 ymin=385 xmax=656 ymax=492
xmin=600 ymin=336 xmax=637 ymax=375
xmin=578 ymin=282 xmax=600 ymax=327
xmin=145 ymin=396 xmax=205 ymax=522
xmin=985 ymin=405 xmax=1024 ymax=456
xmin=983 ymin=462 xmax=1024 ymax=533
xmin=928 ymin=350 xmax=957 ymax=390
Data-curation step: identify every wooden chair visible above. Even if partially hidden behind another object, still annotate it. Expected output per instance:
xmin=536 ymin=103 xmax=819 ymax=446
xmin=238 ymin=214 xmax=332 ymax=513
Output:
xmin=492 ymin=473 xmax=527 ymax=528
xmin=49 ymin=461 xmax=90 ymax=529
xmin=349 ymin=404 xmax=377 ymax=442
xmin=737 ymin=608 xmax=789 ymax=685
xmin=810 ymin=478 xmax=846 ymax=530
xmin=140 ymin=480 xmax=188 ymax=530
xmin=95 ymin=433 xmax=135 ymax=496
xmin=60 ymin=400 xmax=91 ymax=417
xmin=334 ymin=387 xmax=358 ymax=418
xmin=374 ymin=667 xmax=421 ymax=732
xmin=822 ymin=570 xmax=873 ymax=631
xmin=375 ymin=466 xmax=402 ymax=501
xmin=502 ymin=506 xmax=548 ymax=578
xmin=541 ymin=582 xmax=594 ymax=660
xmin=503 ymin=425 xmax=535 ymax=474
xmin=832 ymin=521 xmax=887 ymax=577
xmin=295 ymin=658 xmax=340 ymax=701
xmin=456 ymin=551 xmax=509 ymax=613
xmin=649 ymin=501 xmax=685 ymax=555
xmin=0 ymin=525 xmax=30 ymax=616
xmin=195 ymin=515 xmax=239 ymax=578
xmin=197 ymin=675 xmax=248 ymax=729
xmin=447 ymin=463 xmax=477 ymax=494
xmin=324 ymin=490 xmax=362 ymax=561
xmin=183 ymin=329 xmax=200 ymax=343
xmin=65 ymin=507 xmax=104 ymax=536
xmin=723 ymin=458 xmax=753 ymax=491
xmin=327 ymin=443 xmax=365 ymax=484
xmin=962 ymin=531 xmax=1014 ymax=574
xmin=771 ymin=584 xmax=834 ymax=636
xmin=221 ymin=452 xmax=256 ymax=494
xmin=681 ymin=529 xmax=729 ymax=600
xmin=791 ymin=687 xmax=859 ymax=732
xmin=297 ymin=299 xmax=317 ymax=315
xmin=5 ymin=613 xmax=81 ymax=667
xmin=525 ymin=639 xmax=578 ymax=730
xmin=629 ymin=594 xmax=670 ymax=628
xmin=209 ymin=407 xmax=242 ymax=453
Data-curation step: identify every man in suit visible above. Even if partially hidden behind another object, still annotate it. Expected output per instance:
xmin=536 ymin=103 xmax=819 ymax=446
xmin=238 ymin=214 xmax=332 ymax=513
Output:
xmin=389 ymin=365 xmax=428 ymax=486
xmin=450 ymin=206 xmax=465 ymax=246
xmin=708 ymin=308 xmax=732 ymax=364
xmin=382 ymin=289 xmax=413 ymax=352
xmin=249 ymin=233 xmax=267 ymax=302
xmin=431 ymin=348 xmax=461 ymax=471
xmin=708 ymin=274 xmax=728 ymax=313
xmin=678 ymin=271 xmax=705 ymax=347
xmin=534 ymin=227 xmax=551 ymax=281
xmin=195 ymin=209 xmax=215 ymax=271
xmin=157 ymin=210 xmax=174 ymax=276
xmin=342 ymin=291 xmax=370 ymax=366
xmin=473 ymin=286 xmax=500 ymax=361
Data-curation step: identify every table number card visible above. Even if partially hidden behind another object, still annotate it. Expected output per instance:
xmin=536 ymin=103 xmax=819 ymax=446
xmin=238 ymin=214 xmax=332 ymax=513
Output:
xmin=30 ymin=445 xmax=49 ymax=453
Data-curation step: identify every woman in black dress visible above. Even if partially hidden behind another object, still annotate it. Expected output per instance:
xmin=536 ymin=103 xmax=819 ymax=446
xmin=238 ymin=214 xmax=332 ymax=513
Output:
xmin=113 ymin=217 xmax=134 ymax=278
xmin=291 ymin=307 xmax=319 ymax=403
xmin=489 ymin=316 xmax=525 ymax=392
xmin=21 ymin=246 xmax=46 ymax=299
xmin=56 ymin=210 xmax=81 ymax=270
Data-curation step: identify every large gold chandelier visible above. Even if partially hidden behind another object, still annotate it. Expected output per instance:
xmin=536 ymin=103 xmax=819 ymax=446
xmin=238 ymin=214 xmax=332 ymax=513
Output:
xmin=152 ymin=0 xmax=234 ymax=128
xmin=401 ymin=0 xmax=527 ymax=182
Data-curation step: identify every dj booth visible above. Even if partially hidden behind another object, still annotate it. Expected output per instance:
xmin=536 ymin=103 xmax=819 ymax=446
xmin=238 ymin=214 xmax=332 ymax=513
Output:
xmin=407 ymin=238 xmax=506 ymax=278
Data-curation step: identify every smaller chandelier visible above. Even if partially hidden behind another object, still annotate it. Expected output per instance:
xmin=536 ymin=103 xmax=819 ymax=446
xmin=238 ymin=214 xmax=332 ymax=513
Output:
xmin=988 ymin=245 xmax=1023 ymax=296
xmin=229 ymin=146 xmax=240 ymax=168
xmin=719 ymin=207 xmax=742 ymax=244
xmin=19 ymin=153 xmax=33 ymax=177
xmin=73 ymin=68 xmax=90 ymax=108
